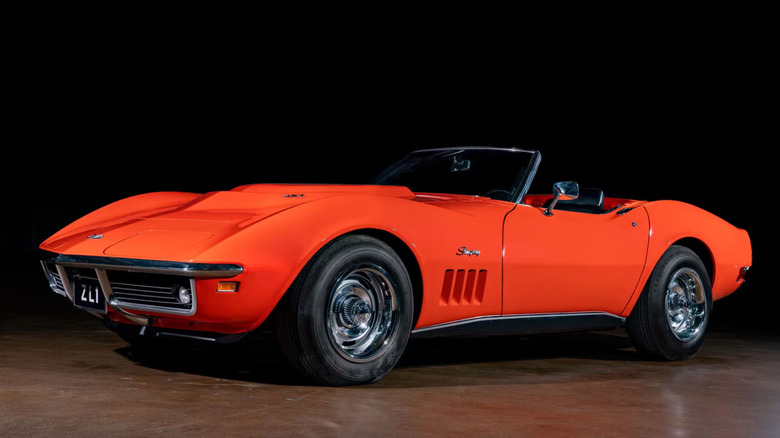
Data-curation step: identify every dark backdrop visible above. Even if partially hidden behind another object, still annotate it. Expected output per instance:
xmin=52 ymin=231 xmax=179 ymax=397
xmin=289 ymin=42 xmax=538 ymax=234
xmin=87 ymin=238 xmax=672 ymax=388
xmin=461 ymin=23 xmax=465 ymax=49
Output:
xmin=3 ymin=83 xmax=773 ymax=333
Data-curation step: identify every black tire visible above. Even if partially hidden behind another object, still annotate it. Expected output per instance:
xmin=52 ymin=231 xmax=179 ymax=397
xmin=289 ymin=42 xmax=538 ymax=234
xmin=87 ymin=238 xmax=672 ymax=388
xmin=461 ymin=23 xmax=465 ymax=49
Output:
xmin=627 ymin=245 xmax=713 ymax=360
xmin=275 ymin=234 xmax=414 ymax=386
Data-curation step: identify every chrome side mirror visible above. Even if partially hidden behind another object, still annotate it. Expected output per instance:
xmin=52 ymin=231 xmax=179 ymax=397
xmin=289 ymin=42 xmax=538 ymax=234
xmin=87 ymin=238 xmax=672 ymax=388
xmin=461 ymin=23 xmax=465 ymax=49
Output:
xmin=544 ymin=181 xmax=579 ymax=216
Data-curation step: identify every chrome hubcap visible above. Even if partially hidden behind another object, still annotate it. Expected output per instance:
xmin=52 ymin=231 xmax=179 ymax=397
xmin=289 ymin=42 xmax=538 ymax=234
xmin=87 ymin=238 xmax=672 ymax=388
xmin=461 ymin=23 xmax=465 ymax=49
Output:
xmin=327 ymin=265 xmax=399 ymax=362
xmin=665 ymin=268 xmax=707 ymax=342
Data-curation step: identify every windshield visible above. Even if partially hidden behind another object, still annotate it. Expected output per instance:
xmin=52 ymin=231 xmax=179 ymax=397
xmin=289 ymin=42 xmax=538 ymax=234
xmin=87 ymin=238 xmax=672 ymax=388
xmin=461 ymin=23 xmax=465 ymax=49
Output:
xmin=373 ymin=148 xmax=539 ymax=201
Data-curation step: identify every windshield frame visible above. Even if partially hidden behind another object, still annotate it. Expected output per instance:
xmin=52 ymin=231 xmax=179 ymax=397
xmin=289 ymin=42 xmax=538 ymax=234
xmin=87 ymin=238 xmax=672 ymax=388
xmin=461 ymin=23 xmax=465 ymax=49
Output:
xmin=374 ymin=147 xmax=542 ymax=204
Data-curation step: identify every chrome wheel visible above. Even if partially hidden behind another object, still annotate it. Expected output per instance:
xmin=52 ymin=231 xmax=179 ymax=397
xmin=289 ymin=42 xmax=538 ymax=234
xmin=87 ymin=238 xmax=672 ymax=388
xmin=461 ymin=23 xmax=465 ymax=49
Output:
xmin=327 ymin=265 xmax=399 ymax=362
xmin=665 ymin=268 xmax=707 ymax=342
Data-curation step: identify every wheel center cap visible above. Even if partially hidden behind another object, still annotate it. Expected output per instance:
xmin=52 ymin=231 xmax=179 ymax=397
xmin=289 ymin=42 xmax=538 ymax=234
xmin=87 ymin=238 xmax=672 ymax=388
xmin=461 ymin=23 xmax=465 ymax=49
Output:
xmin=340 ymin=297 xmax=372 ymax=327
xmin=356 ymin=306 xmax=371 ymax=323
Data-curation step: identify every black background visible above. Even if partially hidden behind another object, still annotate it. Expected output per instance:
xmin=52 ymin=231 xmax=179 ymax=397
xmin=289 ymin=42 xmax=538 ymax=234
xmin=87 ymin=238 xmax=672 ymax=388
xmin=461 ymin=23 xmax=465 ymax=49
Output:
xmin=3 ymin=44 xmax=773 ymax=333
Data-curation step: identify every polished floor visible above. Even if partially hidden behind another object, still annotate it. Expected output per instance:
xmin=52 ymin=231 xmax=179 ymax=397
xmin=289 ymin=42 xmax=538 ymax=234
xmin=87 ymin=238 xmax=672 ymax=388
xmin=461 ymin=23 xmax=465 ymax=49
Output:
xmin=2 ymin=280 xmax=779 ymax=437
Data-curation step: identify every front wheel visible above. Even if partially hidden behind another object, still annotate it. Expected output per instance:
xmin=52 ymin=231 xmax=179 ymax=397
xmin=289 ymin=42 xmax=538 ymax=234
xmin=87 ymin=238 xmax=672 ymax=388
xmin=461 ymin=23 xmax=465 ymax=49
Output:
xmin=275 ymin=235 xmax=414 ymax=386
xmin=627 ymin=245 xmax=713 ymax=360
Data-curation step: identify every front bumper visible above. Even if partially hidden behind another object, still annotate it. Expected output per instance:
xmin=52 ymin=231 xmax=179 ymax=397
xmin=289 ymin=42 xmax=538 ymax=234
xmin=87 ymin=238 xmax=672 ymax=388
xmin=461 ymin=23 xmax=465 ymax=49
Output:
xmin=40 ymin=253 xmax=244 ymax=326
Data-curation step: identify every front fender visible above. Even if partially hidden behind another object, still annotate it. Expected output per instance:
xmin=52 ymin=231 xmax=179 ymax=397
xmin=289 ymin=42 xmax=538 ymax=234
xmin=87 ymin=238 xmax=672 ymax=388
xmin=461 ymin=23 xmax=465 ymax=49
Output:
xmin=193 ymin=193 xmax=510 ymax=331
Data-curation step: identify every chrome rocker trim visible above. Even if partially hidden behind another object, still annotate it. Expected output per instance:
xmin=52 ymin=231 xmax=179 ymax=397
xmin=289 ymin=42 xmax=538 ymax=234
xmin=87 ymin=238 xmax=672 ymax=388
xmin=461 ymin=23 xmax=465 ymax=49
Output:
xmin=410 ymin=312 xmax=626 ymax=339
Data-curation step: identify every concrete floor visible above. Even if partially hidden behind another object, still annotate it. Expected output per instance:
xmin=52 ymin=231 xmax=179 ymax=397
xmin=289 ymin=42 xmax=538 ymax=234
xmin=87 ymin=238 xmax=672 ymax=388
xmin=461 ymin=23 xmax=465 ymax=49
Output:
xmin=2 ymin=280 xmax=779 ymax=437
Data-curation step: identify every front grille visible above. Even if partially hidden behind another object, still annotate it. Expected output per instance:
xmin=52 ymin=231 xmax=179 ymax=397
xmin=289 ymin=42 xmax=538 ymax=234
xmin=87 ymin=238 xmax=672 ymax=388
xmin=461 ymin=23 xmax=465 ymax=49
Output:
xmin=106 ymin=270 xmax=194 ymax=312
xmin=38 ymin=254 xmax=230 ymax=316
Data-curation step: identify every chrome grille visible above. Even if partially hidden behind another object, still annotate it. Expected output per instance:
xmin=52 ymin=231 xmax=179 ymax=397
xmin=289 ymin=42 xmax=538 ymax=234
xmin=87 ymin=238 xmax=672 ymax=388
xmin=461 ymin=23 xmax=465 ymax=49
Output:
xmin=106 ymin=270 xmax=194 ymax=312
xmin=38 ymin=254 xmax=240 ymax=317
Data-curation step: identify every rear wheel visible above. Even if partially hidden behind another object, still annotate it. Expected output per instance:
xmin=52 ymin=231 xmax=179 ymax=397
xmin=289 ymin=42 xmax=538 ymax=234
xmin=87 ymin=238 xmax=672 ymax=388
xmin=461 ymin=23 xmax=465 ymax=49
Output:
xmin=275 ymin=235 xmax=414 ymax=386
xmin=627 ymin=245 xmax=712 ymax=360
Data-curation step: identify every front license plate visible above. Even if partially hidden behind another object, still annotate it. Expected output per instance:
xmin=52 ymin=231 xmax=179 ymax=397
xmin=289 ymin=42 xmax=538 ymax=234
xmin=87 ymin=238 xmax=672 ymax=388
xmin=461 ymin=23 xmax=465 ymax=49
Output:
xmin=73 ymin=273 xmax=106 ymax=313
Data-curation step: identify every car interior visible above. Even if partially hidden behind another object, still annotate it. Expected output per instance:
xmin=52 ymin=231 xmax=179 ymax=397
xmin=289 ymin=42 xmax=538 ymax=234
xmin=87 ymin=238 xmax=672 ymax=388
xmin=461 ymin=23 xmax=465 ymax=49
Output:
xmin=541 ymin=188 xmax=605 ymax=214
xmin=521 ymin=189 xmax=636 ymax=215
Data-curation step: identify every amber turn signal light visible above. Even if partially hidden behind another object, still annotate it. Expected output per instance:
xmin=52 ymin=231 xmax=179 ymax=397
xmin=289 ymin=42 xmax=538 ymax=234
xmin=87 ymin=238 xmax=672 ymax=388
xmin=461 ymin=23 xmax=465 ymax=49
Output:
xmin=217 ymin=281 xmax=240 ymax=292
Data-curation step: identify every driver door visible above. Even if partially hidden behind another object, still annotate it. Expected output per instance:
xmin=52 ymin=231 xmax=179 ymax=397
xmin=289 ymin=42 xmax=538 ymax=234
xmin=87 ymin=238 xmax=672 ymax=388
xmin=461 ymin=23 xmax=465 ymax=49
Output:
xmin=502 ymin=203 xmax=648 ymax=316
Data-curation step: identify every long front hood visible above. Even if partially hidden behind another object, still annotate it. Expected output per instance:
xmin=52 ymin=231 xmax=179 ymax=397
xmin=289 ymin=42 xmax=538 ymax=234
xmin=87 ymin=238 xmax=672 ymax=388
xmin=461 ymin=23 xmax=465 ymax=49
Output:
xmin=40 ymin=184 xmax=414 ymax=261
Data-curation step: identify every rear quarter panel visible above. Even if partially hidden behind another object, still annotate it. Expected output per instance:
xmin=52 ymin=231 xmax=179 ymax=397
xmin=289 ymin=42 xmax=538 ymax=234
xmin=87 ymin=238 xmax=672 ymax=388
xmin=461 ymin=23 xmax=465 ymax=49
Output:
xmin=621 ymin=200 xmax=752 ymax=316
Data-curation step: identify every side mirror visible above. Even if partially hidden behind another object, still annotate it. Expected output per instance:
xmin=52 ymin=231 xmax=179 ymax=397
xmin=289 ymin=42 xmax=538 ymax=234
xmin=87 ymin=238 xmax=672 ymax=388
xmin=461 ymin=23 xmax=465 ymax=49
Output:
xmin=544 ymin=181 xmax=580 ymax=216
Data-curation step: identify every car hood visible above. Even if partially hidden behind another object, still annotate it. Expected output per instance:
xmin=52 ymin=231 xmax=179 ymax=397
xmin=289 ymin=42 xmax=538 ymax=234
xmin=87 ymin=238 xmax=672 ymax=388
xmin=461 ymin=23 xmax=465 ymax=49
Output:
xmin=43 ymin=184 xmax=415 ymax=261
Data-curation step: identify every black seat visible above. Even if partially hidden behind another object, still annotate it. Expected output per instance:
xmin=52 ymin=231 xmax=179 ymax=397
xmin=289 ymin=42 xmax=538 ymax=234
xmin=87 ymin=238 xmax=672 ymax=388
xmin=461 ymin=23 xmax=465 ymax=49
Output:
xmin=543 ymin=188 xmax=605 ymax=214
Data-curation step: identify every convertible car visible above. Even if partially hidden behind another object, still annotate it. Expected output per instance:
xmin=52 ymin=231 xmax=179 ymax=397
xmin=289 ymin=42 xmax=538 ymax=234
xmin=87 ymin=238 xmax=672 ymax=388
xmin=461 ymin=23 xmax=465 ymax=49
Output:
xmin=39 ymin=148 xmax=752 ymax=386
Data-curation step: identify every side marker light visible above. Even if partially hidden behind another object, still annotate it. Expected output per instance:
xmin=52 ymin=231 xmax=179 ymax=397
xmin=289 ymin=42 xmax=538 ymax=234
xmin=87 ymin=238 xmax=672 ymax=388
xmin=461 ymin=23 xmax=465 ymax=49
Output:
xmin=217 ymin=281 xmax=240 ymax=293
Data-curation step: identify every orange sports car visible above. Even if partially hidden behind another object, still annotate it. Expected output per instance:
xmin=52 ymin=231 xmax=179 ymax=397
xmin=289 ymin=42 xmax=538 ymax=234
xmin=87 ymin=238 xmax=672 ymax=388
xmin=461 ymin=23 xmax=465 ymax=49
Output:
xmin=39 ymin=147 xmax=752 ymax=386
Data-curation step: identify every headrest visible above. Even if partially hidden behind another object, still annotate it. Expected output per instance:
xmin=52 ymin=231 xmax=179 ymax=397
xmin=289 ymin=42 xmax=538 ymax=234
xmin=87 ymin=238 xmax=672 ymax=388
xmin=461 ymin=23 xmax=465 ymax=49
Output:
xmin=561 ymin=188 xmax=604 ymax=208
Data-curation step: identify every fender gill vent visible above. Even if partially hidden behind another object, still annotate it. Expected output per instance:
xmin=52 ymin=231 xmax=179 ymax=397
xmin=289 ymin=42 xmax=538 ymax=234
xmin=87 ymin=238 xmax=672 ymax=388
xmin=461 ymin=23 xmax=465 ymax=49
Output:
xmin=440 ymin=269 xmax=487 ymax=305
